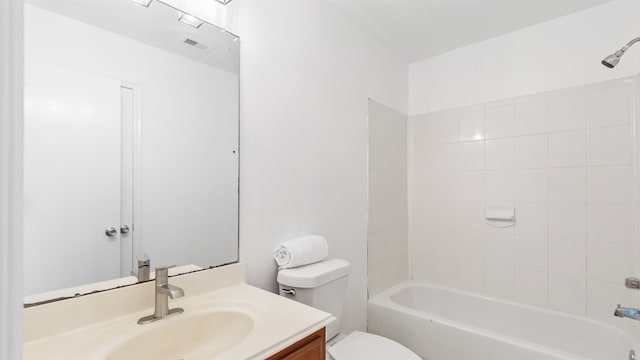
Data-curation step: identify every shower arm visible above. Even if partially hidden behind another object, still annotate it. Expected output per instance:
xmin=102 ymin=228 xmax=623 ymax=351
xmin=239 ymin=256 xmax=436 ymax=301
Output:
xmin=617 ymin=37 xmax=640 ymax=55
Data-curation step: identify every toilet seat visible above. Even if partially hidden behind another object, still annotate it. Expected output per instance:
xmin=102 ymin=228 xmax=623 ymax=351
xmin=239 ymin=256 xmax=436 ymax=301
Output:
xmin=327 ymin=331 xmax=421 ymax=360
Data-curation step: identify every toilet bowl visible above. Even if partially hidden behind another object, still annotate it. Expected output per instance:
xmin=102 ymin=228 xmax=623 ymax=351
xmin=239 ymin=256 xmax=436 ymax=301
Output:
xmin=277 ymin=258 xmax=421 ymax=360
xmin=327 ymin=331 xmax=420 ymax=360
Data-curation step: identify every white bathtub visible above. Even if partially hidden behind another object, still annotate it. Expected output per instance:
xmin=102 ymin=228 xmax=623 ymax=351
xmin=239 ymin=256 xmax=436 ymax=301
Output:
xmin=368 ymin=281 xmax=638 ymax=360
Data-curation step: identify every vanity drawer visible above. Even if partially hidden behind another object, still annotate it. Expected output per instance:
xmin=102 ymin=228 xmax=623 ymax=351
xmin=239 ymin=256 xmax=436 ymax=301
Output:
xmin=267 ymin=328 xmax=326 ymax=360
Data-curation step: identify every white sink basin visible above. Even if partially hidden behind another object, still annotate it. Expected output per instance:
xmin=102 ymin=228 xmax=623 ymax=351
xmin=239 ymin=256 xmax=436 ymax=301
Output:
xmin=71 ymin=309 xmax=254 ymax=360
xmin=24 ymin=274 xmax=335 ymax=360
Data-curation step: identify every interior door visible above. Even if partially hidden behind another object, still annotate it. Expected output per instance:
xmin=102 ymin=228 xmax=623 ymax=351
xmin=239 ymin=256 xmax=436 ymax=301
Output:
xmin=24 ymin=61 xmax=122 ymax=295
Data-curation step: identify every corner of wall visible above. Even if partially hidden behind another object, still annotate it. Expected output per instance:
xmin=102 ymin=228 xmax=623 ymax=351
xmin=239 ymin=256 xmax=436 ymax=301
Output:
xmin=0 ymin=0 xmax=24 ymax=357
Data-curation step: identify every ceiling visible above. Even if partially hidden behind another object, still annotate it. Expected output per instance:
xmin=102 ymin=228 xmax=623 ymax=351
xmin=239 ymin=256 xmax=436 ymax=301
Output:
xmin=26 ymin=0 xmax=239 ymax=73
xmin=334 ymin=0 xmax=611 ymax=63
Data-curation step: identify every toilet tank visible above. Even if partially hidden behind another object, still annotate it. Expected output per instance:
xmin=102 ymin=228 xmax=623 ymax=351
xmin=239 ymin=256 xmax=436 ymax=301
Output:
xmin=277 ymin=258 xmax=351 ymax=340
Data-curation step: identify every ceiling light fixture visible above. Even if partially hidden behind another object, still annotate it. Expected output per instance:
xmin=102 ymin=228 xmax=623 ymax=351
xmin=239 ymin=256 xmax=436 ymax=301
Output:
xmin=214 ymin=0 xmax=233 ymax=4
xmin=178 ymin=12 xmax=204 ymax=29
xmin=131 ymin=0 xmax=152 ymax=7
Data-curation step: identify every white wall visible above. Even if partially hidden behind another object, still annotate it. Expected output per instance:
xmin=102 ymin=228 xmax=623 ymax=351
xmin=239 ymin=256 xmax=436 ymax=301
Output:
xmin=408 ymin=0 xmax=640 ymax=333
xmin=409 ymin=0 xmax=640 ymax=115
xmin=226 ymin=1 xmax=407 ymax=333
xmin=410 ymin=78 xmax=640 ymax=332
xmin=21 ymin=0 xmax=408 ymax=337
xmin=166 ymin=0 xmax=409 ymax=333
xmin=367 ymin=100 xmax=409 ymax=297
xmin=25 ymin=5 xmax=239 ymax=282
xmin=0 ymin=0 xmax=23 ymax=357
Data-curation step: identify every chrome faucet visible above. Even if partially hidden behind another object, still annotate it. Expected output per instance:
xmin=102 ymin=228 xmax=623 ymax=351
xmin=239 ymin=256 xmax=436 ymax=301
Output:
xmin=138 ymin=266 xmax=184 ymax=324
xmin=614 ymin=304 xmax=640 ymax=321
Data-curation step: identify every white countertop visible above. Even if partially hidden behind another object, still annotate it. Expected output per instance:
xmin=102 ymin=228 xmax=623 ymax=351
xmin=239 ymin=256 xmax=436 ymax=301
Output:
xmin=23 ymin=263 xmax=334 ymax=360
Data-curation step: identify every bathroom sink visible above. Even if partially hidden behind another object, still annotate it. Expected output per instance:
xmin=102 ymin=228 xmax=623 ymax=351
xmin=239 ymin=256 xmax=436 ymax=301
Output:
xmin=71 ymin=310 xmax=254 ymax=360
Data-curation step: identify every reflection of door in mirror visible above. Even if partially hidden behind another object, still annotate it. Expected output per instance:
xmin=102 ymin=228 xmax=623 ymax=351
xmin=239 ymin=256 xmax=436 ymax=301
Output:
xmin=23 ymin=1 xmax=240 ymax=303
xmin=24 ymin=61 xmax=135 ymax=296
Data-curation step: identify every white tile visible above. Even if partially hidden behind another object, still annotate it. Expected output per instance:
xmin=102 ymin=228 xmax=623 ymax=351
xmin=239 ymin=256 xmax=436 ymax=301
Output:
xmin=515 ymin=236 xmax=548 ymax=272
xmin=548 ymin=274 xmax=586 ymax=316
xmin=548 ymin=167 xmax=586 ymax=203
xmin=387 ymin=255 xmax=409 ymax=281
xmin=458 ymin=202 xmax=486 ymax=232
xmin=459 ymin=105 xmax=485 ymax=142
xmin=549 ymin=238 xmax=586 ymax=277
xmin=434 ymin=173 xmax=458 ymax=202
xmin=515 ymin=134 xmax=547 ymax=169
xmin=587 ymin=125 xmax=632 ymax=166
xmin=548 ymin=203 xmax=586 ymax=241
xmin=368 ymin=233 xmax=385 ymax=265
xmin=587 ymin=242 xmax=632 ymax=282
xmin=514 ymin=95 xmax=548 ymax=136
xmin=412 ymin=145 xmax=436 ymax=169
xmin=514 ymin=269 xmax=548 ymax=308
xmin=587 ymin=81 xmax=633 ymax=128
xmin=459 ymin=232 xmax=485 ymax=262
xmin=367 ymin=262 xmax=387 ymax=296
xmin=433 ymin=109 xmax=460 ymax=144
xmin=433 ymin=201 xmax=458 ymax=228
xmin=486 ymin=234 xmax=514 ymax=268
xmin=368 ymin=229 xmax=407 ymax=265
xmin=459 ymin=141 xmax=484 ymax=171
xmin=413 ymin=254 xmax=434 ymax=281
xmin=434 ymin=143 xmax=460 ymax=172
xmin=411 ymin=198 xmax=435 ymax=227
xmin=370 ymin=106 xmax=406 ymax=148
xmin=457 ymin=172 xmax=485 ymax=202
xmin=412 ymin=226 xmax=435 ymax=256
xmin=434 ymin=256 xmax=458 ymax=287
xmin=486 ymin=138 xmax=514 ymax=170
xmin=411 ymin=169 xmax=434 ymax=203
xmin=484 ymin=222 xmax=516 ymax=237
xmin=486 ymin=266 xmax=515 ymax=300
xmin=368 ymin=257 xmax=407 ymax=296
xmin=412 ymin=146 xmax=435 ymax=176
xmin=587 ymin=280 xmax=631 ymax=322
xmin=587 ymin=166 xmax=631 ymax=204
xmin=485 ymin=102 xmax=514 ymax=139
xmin=587 ymin=204 xmax=632 ymax=245
xmin=369 ymin=169 xmax=406 ymax=202
xmin=514 ymin=203 xmax=548 ymax=237
xmin=368 ymin=200 xmax=408 ymax=234
xmin=369 ymin=143 xmax=393 ymax=171
xmin=548 ymin=130 xmax=586 ymax=168
xmin=414 ymin=183 xmax=436 ymax=205
xmin=458 ymin=261 xmax=485 ymax=294
xmin=434 ymin=228 xmax=459 ymax=258
xmin=548 ymin=89 xmax=587 ymax=132
xmin=514 ymin=169 xmax=547 ymax=202
xmin=411 ymin=114 xmax=434 ymax=147
xmin=371 ymin=141 xmax=406 ymax=172
xmin=485 ymin=170 xmax=514 ymax=202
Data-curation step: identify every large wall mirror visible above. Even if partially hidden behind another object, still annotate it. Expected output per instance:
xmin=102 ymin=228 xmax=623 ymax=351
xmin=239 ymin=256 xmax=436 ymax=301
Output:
xmin=23 ymin=0 xmax=239 ymax=304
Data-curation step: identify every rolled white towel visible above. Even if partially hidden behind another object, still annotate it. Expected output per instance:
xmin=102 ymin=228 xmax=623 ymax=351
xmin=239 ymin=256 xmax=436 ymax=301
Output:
xmin=274 ymin=235 xmax=329 ymax=269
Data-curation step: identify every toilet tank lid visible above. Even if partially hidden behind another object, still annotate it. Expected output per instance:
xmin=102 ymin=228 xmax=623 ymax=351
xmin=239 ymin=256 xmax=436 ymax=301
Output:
xmin=277 ymin=258 xmax=351 ymax=288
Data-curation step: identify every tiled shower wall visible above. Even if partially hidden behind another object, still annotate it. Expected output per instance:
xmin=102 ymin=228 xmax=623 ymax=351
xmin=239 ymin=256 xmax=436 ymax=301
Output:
xmin=410 ymin=77 xmax=639 ymax=328
xmin=368 ymin=99 xmax=409 ymax=297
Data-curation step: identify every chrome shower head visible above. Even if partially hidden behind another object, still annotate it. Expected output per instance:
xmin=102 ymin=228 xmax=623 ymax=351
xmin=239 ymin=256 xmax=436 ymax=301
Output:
xmin=601 ymin=50 xmax=624 ymax=68
xmin=602 ymin=37 xmax=640 ymax=68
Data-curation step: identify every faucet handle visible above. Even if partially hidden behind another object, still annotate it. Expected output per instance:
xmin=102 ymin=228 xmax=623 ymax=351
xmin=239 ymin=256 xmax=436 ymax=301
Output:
xmin=625 ymin=277 xmax=640 ymax=289
xmin=155 ymin=265 xmax=176 ymax=278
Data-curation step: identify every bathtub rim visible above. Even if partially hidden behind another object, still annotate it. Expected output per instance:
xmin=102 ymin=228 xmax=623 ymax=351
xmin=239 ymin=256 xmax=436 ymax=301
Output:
xmin=368 ymin=280 xmax=640 ymax=359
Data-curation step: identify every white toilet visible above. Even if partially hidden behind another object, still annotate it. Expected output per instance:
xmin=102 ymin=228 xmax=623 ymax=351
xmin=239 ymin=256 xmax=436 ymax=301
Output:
xmin=277 ymin=258 xmax=421 ymax=360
